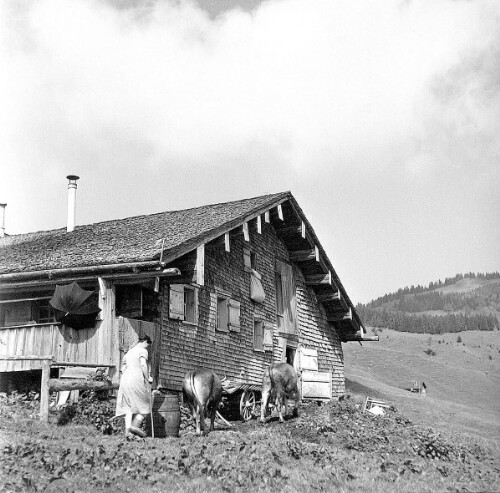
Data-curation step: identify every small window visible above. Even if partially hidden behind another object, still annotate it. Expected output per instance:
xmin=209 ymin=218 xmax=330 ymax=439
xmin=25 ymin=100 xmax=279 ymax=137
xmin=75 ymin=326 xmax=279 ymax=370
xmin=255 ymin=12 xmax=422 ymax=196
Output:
xmin=116 ymin=285 xmax=158 ymax=321
xmin=216 ymin=296 xmax=229 ymax=332
xmin=254 ymin=319 xmax=264 ymax=351
xmin=169 ymin=284 xmax=198 ymax=325
xmin=0 ymin=300 xmax=34 ymax=327
xmin=243 ymin=248 xmax=257 ymax=272
xmin=217 ymin=297 xmax=240 ymax=332
xmin=0 ymin=297 xmax=58 ymax=327
xmin=35 ymin=299 xmax=58 ymax=324
xmin=116 ymin=285 xmax=142 ymax=319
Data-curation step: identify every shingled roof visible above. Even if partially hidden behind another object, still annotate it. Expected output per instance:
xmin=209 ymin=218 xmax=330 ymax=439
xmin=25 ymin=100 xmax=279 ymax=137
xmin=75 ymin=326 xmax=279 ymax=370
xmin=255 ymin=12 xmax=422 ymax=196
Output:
xmin=0 ymin=191 xmax=370 ymax=338
xmin=0 ymin=192 xmax=290 ymax=275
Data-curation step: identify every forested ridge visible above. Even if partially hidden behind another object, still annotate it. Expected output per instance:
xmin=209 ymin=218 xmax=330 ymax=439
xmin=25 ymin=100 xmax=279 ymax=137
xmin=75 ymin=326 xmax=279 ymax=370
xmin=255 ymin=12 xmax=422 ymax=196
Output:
xmin=356 ymin=272 xmax=500 ymax=334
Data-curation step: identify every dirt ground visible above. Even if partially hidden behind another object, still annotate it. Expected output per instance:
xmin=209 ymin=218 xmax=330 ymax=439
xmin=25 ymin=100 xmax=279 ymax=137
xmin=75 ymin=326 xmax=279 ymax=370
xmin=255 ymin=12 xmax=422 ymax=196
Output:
xmin=1 ymin=391 xmax=499 ymax=493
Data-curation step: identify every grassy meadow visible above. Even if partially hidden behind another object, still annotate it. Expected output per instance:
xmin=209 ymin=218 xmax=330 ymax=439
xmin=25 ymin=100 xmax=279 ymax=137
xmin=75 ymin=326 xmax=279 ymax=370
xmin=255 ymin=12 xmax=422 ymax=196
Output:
xmin=343 ymin=329 xmax=500 ymax=446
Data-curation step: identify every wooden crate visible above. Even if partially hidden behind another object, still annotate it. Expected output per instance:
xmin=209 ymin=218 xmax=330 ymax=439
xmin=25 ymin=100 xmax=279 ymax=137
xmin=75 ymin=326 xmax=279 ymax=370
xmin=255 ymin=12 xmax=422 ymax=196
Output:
xmin=363 ymin=396 xmax=390 ymax=413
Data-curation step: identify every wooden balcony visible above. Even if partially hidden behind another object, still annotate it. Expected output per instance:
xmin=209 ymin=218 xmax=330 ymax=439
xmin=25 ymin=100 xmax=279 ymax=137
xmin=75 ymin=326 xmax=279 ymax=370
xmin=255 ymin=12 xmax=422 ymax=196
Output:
xmin=0 ymin=321 xmax=117 ymax=373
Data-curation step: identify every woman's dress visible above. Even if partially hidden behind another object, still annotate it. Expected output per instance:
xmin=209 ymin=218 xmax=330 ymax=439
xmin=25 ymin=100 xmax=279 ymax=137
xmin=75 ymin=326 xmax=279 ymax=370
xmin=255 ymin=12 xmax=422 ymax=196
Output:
xmin=115 ymin=345 xmax=150 ymax=416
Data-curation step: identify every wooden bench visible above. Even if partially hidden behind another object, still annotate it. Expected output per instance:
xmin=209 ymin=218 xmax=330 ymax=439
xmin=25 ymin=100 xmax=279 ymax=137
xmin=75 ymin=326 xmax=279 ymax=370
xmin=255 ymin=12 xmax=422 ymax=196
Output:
xmin=410 ymin=380 xmax=427 ymax=394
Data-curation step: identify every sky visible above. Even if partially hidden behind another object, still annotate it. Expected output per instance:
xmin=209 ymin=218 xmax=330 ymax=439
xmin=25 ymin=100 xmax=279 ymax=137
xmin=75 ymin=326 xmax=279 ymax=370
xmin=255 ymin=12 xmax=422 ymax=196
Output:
xmin=0 ymin=0 xmax=499 ymax=304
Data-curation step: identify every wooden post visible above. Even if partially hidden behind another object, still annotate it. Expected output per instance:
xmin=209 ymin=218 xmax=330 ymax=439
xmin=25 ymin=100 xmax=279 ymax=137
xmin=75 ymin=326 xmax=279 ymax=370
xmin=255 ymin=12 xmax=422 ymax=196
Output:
xmin=40 ymin=360 xmax=51 ymax=423
xmin=97 ymin=278 xmax=118 ymax=383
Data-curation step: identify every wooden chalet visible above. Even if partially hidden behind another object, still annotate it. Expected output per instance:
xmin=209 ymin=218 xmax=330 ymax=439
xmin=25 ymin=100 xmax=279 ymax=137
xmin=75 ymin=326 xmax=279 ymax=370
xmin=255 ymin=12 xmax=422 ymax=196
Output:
xmin=0 ymin=191 xmax=375 ymax=408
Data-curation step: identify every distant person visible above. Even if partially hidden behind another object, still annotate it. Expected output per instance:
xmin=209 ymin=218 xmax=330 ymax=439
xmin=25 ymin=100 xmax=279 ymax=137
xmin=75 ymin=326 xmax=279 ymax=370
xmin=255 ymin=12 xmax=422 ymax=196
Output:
xmin=115 ymin=335 xmax=153 ymax=438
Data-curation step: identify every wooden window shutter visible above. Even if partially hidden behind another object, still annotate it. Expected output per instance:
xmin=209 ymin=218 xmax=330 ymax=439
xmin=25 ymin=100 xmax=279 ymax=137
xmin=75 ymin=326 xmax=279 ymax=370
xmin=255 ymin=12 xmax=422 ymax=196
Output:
xmin=216 ymin=297 xmax=229 ymax=332
xmin=275 ymin=271 xmax=284 ymax=315
xmin=194 ymin=288 xmax=199 ymax=324
xmin=254 ymin=320 xmax=264 ymax=351
xmin=300 ymin=347 xmax=318 ymax=371
xmin=169 ymin=284 xmax=185 ymax=320
xmin=275 ymin=259 xmax=296 ymax=334
xmin=263 ymin=323 xmax=273 ymax=351
xmin=184 ymin=287 xmax=198 ymax=324
xmin=282 ymin=262 xmax=295 ymax=323
xmin=228 ymin=299 xmax=241 ymax=332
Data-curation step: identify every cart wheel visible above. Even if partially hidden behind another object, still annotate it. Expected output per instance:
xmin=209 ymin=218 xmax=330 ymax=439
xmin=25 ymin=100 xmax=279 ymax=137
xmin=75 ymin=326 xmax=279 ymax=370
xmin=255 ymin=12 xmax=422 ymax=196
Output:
xmin=239 ymin=390 xmax=256 ymax=421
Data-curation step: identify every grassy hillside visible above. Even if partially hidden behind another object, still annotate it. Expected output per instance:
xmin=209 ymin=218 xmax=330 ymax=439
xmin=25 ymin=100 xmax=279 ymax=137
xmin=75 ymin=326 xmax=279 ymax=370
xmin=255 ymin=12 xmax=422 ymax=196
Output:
xmin=343 ymin=329 xmax=500 ymax=447
xmin=436 ymin=277 xmax=499 ymax=295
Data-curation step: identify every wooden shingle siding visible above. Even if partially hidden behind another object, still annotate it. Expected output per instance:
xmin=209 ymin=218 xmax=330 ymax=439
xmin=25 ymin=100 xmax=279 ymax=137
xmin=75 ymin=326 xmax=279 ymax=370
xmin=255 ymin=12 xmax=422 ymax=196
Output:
xmin=158 ymin=221 xmax=285 ymax=390
xmin=157 ymin=219 xmax=345 ymax=398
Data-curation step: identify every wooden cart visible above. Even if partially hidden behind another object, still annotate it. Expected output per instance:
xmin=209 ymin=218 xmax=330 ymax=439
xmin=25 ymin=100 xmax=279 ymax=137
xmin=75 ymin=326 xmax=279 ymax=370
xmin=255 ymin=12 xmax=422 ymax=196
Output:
xmin=221 ymin=378 xmax=262 ymax=421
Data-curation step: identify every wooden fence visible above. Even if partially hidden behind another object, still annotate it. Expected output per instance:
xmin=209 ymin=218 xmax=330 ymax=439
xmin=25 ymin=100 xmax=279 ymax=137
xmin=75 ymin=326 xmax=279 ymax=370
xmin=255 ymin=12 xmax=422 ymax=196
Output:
xmin=0 ymin=355 xmax=117 ymax=422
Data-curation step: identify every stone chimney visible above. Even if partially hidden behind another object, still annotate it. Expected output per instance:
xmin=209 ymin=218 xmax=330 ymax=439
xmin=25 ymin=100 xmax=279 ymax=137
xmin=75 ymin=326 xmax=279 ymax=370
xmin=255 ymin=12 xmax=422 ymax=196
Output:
xmin=66 ymin=175 xmax=80 ymax=232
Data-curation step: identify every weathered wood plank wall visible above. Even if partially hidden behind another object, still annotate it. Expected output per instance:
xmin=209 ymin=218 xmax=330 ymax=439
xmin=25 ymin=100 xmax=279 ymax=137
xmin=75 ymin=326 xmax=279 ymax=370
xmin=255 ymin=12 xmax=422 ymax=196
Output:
xmin=118 ymin=317 xmax=161 ymax=386
xmin=0 ymin=280 xmax=120 ymax=374
xmin=0 ymin=322 xmax=116 ymax=372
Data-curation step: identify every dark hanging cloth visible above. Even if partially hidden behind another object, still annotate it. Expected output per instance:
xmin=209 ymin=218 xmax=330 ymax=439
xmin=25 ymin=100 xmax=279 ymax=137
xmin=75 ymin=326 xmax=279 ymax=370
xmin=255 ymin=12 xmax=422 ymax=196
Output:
xmin=50 ymin=281 xmax=101 ymax=330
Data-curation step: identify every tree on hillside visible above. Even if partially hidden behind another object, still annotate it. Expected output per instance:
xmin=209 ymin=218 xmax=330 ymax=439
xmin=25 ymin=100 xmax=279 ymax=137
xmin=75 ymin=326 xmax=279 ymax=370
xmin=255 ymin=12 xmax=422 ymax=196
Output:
xmin=358 ymin=309 xmax=498 ymax=335
xmin=364 ymin=272 xmax=500 ymax=307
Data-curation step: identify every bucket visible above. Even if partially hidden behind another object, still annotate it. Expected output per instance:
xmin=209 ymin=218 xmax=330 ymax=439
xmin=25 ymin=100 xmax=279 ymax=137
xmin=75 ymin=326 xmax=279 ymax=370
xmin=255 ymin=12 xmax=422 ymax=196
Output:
xmin=148 ymin=392 xmax=180 ymax=438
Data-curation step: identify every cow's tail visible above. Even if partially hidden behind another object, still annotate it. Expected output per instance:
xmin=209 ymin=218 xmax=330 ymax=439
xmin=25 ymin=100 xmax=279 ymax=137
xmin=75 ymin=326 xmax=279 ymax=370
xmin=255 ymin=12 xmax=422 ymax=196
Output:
xmin=265 ymin=365 xmax=274 ymax=413
xmin=189 ymin=371 xmax=202 ymax=410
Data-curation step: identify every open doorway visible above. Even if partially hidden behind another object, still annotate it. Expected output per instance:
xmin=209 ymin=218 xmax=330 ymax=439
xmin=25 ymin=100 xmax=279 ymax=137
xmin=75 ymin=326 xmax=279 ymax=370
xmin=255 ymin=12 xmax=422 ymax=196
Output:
xmin=285 ymin=346 xmax=296 ymax=366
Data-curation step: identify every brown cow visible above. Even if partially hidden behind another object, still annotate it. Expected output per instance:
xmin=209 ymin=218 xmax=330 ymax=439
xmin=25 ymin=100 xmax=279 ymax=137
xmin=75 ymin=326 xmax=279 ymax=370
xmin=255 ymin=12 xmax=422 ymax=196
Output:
xmin=260 ymin=362 xmax=300 ymax=423
xmin=182 ymin=369 xmax=222 ymax=435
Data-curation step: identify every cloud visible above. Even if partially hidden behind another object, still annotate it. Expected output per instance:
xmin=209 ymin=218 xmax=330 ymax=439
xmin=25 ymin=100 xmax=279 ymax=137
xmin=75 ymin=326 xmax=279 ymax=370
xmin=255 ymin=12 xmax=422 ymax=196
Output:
xmin=1 ymin=0 xmax=498 ymax=176
xmin=0 ymin=0 xmax=498 ymax=301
